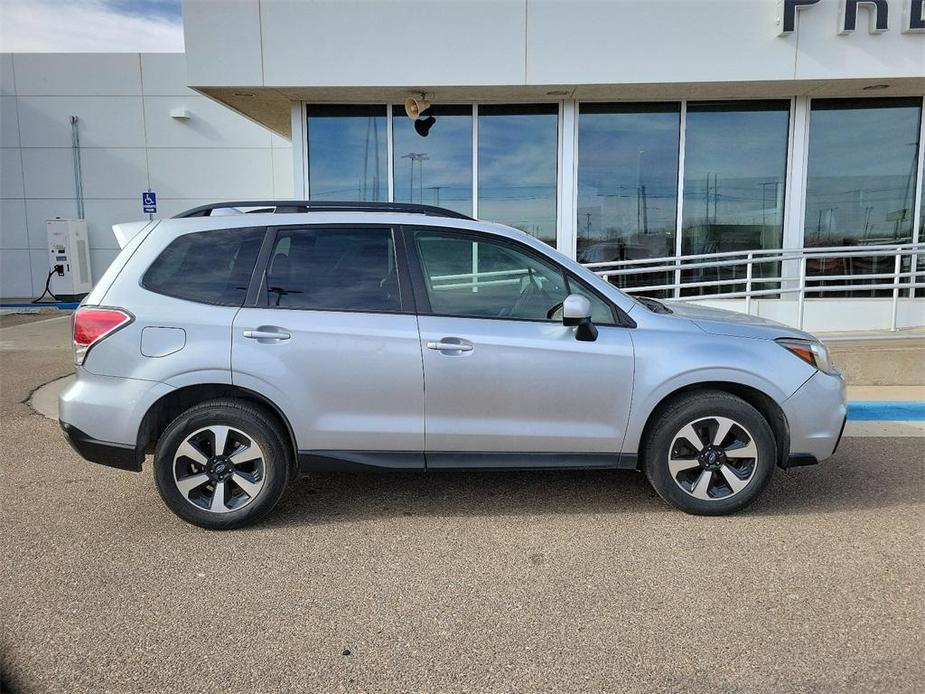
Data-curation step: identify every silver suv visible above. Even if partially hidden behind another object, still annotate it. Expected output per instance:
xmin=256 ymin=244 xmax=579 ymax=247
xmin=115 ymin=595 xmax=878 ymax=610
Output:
xmin=60 ymin=201 xmax=847 ymax=529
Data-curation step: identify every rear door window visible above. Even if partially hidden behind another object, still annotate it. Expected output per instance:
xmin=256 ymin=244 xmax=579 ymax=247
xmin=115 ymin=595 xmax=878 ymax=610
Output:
xmin=142 ymin=227 xmax=265 ymax=306
xmin=264 ymin=226 xmax=401 ymax=312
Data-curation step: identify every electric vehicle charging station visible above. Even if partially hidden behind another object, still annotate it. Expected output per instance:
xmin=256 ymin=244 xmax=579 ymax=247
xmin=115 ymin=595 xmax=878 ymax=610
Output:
xmin=43 ymin=219 xmax=93 ymax=302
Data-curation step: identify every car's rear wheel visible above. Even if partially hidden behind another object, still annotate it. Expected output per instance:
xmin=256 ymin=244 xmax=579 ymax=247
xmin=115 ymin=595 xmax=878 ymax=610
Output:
xmin=643 ymin=391 xmax=776 ymax=515
xmin=154 ymin=399 xmax=290 ymax=529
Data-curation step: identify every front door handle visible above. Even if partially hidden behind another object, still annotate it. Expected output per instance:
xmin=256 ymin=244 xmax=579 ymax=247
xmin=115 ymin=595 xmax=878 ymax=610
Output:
xmin=426 ymin=338 xmax=474 ymax=353
xmin=243 ymin=327 xmax=291 ymax=341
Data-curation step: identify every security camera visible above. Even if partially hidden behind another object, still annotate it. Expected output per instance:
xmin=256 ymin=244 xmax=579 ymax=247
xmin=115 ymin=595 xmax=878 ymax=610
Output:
xmin=404 ymin=93 xmax=431 ymax=120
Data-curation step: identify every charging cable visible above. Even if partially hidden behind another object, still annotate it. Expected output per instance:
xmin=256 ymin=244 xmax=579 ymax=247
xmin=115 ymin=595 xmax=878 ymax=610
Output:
xmin=32 ymin=265 xmax=63 ymax=304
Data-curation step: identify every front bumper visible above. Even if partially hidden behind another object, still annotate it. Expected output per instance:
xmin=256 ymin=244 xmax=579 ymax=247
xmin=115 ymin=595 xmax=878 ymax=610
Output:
xmin=781 ymin=369 xmax=848 ymax=464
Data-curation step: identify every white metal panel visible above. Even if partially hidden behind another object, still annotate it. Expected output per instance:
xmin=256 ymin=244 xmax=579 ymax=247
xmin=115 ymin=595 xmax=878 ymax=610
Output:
xmin=528 ymin=1 xmax=797 ymax=85
xmin=143 ymin=95 xmax=272 ymax=148
xmin=147 ymin=148 xmax=274 ymax=198
xmin=0 ymin=199 xmax=27 ymax=249
xmin=17 ymin=96 xmax=146 ymax=148
xmin=258 ymin=0 xmax=526 ymax=87
xmin=183 ymin=0 xmax=264 ymax=86
xmin=0 ymin=249 xmax=32 ymax=297
xmin=20 ymin=149 xmax=72 ymax=198
xmin=82 ymin=199 xmax=144 ymax=248
xmin=79 ymin=148 xmax=149 ymax=198
xmin=12 ymin=54 xmax=141 ymax=96
xmin=0 ymin=96 xmax=20 ymax=147
xmin=147 ymin=198 xmax=216 ymax=218
xmin=139 ymin=54 xmax=190 ymax=96
xmin=88 ymin=248 xmax=119 ymax=284
xmin=0 ymin=148 xmax=24 ymax=198
xmin=0 ymin=54 xmax=14 ymax=96
xmin=272 ymin=147 xmax=294 ymax=197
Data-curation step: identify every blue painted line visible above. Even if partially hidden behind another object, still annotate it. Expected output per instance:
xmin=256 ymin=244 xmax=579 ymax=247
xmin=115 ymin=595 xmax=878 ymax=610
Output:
xmin=847 ymin=401 xmax=925 ymax=422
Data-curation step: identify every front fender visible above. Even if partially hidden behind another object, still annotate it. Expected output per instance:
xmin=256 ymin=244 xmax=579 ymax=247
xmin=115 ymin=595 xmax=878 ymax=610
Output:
xmin=623 ymin=330 xmax=813 ymax=454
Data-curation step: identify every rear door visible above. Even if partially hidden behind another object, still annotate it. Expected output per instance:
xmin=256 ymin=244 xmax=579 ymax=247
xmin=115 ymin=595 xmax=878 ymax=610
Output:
xmin=232 ymin=224 xmax=425 ymax=466
xmin=406 ymin=227 xmax=635 ymax=466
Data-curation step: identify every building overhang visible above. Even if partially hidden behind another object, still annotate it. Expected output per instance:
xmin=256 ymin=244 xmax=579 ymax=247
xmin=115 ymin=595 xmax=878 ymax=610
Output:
xmin=194 ymin=77 xmax=925 ymax=140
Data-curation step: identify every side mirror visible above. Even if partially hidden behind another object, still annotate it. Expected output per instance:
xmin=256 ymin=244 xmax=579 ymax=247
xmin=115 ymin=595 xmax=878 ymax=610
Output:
xmin=562 ymin=294 xmax=598 ymax=342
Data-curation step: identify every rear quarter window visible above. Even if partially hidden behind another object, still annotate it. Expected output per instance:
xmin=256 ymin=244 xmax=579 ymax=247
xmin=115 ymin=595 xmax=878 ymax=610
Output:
xmin=142 ymin=227 xmax=265 ymax=306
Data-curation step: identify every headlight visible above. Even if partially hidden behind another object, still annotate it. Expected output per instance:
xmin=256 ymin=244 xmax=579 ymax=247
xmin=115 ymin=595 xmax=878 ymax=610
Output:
xmin=776 ymin=338 xmax=835 ymax=374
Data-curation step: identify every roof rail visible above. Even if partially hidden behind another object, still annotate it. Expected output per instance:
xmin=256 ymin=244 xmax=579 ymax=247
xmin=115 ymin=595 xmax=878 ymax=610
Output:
xmin=173 ymin=200 xmax=474 ymax=220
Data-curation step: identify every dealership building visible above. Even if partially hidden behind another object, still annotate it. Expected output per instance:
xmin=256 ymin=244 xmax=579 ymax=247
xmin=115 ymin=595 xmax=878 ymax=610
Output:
xmin=2 ymin=0 xmax=924 ymax=331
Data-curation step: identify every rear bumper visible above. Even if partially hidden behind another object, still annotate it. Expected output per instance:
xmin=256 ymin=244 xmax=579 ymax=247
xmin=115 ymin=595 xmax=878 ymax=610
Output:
xmin=58 ymin=369 xmax=173 ymax=470
xmin=60 ymin=421 xmax=140 ymax=471
xmin=781 ymin=370 xmax=848 ymax=464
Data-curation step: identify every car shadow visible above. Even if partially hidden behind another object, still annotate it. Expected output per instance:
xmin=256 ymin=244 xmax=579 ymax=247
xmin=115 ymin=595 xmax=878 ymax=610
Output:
xmin=259 ymin=436 xmax=922 ymax=528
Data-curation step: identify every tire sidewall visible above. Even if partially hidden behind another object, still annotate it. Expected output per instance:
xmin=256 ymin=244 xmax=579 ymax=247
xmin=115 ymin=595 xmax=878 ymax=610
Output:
xmin=645 ymin=394 xmax=776 ymax=515
xmin=154 ymin=405 xmax=289 ymax=529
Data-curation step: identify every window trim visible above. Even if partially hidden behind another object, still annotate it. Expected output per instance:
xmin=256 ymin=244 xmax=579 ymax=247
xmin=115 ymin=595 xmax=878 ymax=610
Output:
xmin=401 ymin=225 xmax=630 ymax=327
xmin=246 ymin=223 xmax=413 ymax=315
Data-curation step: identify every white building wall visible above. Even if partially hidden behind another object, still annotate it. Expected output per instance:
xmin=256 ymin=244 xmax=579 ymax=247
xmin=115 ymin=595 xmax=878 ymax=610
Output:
xmin=184 ymin=0 xmax=925 ymax=90
xmin=0 ymin=53 xmax=291 ymax=299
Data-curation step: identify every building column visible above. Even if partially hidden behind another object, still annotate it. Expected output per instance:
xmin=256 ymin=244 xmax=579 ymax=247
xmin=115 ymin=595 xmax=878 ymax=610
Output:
xmin=781 ymin=95 xmax=811 ymax=300
xmin=557 ymin=100 xmax=578 ymax=259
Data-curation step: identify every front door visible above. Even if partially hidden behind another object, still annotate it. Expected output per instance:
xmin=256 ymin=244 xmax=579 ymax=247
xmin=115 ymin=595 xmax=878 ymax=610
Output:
xmin=407 ymin=228 xmax=635 ymax=466
xmin=232 ymin=225 xmax=424 ymax=467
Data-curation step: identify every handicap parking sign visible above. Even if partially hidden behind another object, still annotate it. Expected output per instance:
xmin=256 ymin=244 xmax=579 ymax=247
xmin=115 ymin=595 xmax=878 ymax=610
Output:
xmin=142 ymin=191 xmax=157 ymax=213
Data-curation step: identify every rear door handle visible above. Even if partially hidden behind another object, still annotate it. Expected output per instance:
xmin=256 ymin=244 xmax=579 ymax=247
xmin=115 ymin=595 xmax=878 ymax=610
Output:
xmin=426 ymin=338 xmax=473 ymax=353
xmin=243 ymin=327 xmax=291 ymax=341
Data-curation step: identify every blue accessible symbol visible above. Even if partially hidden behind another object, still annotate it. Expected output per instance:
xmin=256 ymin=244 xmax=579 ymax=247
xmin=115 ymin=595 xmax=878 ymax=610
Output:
xmin=142 ymin=191 xmax=157 ymax=214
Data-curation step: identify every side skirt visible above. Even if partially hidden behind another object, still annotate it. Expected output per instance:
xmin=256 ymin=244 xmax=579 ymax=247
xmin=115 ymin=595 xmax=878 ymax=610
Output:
xmin=297 ymin=450 xmax=638 ymax=475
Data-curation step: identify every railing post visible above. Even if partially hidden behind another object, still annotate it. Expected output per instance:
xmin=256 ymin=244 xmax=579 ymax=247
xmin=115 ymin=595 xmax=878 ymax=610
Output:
xmin=744 ymin=252 xmax=753 ymax=316
xmin=797 ymin=256 xmax=807 ymax=329
xmin=891 ymin=248 xmax=901 ymax=332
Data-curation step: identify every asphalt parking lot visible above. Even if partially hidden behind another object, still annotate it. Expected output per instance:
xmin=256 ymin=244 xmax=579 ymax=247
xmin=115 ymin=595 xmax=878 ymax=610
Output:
xmin=1 ymin=315 xmax=923 ymax=693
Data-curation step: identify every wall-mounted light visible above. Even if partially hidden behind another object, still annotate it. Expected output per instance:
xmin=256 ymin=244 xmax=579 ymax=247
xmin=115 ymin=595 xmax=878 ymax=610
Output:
xmin=170 ymin=107 xmax=191 ymax=119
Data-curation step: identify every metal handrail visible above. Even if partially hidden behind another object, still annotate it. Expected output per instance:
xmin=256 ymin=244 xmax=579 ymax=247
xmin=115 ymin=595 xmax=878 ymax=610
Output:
xmin=583 ymin=241 xmax=924 ymax=270
xmin=583 ymin=242 xmax=924 ymax=331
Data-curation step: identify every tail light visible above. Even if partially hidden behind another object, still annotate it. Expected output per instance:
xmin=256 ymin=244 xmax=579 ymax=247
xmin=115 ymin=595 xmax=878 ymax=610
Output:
xmin=73 ymin=307 xmax=132 ymax=366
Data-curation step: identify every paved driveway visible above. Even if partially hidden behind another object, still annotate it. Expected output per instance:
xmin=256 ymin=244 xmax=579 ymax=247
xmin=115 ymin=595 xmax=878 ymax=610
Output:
xmin=1 ymin=315 xmax=923 ymax=693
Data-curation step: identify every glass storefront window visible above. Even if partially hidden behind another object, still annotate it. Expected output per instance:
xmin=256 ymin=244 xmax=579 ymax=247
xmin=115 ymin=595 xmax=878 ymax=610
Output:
xmin=478 ymin=104 xmax=559 ymax=246
xmin=577 ymin=103 xmax=680 ymax=296
xmin=393 ymin=105 xmax=472 ymax=217
xmin=804 ymin=98 xmax=922 ymax=295
xmin=306 ymin=105 xmax=387 ymax=201
xmin=681 ymin=101 xmax=790 ymax=295
xmin=805 ymin=98 xmax=921 ymax=247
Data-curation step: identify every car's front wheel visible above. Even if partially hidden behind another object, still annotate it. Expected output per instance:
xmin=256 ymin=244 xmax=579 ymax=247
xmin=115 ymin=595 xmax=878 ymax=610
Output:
xmin=643 ymin=391 xmax=777 ymax=515
xmin=154 ymin=399 xmax=290 ymax=529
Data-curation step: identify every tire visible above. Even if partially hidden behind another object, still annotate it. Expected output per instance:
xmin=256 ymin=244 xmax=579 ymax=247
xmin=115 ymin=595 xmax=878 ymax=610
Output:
xmin=643 ymin=391 xmax=776 ymax=516
xmin=153 ymin=398 xmax=291 ymax=530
